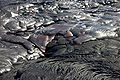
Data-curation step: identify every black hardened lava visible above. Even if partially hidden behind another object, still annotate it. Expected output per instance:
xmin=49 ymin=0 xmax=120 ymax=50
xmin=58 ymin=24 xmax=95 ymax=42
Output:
xmin=1 ymin=35 xmax=120 ymax=80
xmin=0 ymin=0 xmax=120 ymax=80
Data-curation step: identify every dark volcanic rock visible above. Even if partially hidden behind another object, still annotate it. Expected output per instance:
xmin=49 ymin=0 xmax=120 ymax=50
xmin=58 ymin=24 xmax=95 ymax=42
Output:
xmin=1 ymin=37 xmax=120 ymax=80
xmin=0 ymin=0 xmax=120 ymax=80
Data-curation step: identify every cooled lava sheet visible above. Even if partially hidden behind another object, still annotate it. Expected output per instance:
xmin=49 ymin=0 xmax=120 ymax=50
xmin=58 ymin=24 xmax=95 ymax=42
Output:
xmin=0 ymin=0 xmax=120 ymax=80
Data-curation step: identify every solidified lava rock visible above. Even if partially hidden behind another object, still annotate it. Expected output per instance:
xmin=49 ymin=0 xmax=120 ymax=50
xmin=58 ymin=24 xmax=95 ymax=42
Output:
xmin=1 ymin=36 xmax=120 ymax=80
xmin=0 ymin=0 xmax=120 ymax=80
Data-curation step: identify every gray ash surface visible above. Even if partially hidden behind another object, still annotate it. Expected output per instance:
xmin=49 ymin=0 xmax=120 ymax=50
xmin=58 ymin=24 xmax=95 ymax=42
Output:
xmin=0 ymin=0 xmax=120 ymax=80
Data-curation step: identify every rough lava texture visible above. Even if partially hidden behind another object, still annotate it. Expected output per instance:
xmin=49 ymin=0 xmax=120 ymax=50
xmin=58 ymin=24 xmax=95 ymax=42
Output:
xmin=1 ymin=35 xmax=120 ymax=80
xmin=0 ymin=0 xmax=120 ymax=80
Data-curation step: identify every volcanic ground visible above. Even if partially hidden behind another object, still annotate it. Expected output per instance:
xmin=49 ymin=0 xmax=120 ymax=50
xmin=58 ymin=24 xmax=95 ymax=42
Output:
xmin=0 ymin=0 xmax=120 ymax=80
